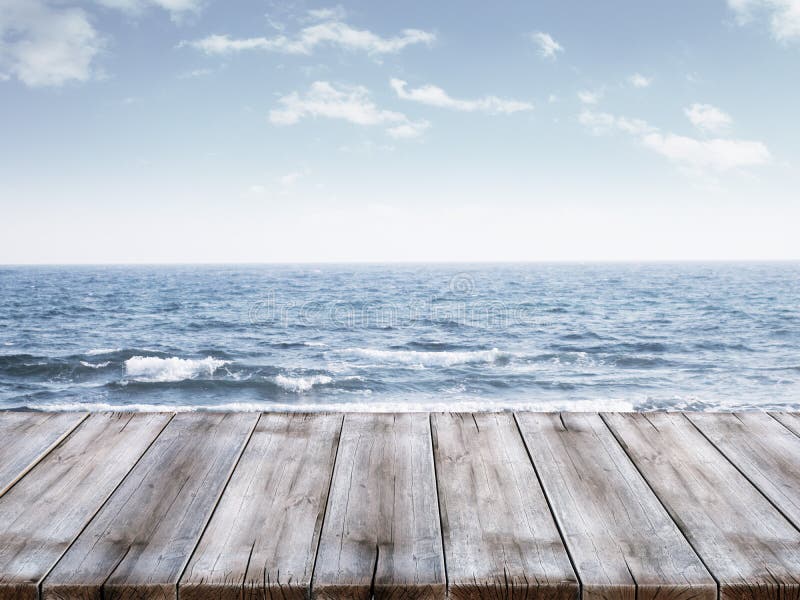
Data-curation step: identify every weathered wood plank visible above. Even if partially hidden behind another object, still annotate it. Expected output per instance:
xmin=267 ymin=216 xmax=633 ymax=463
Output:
xmin=516 ymin=412 xmax=715 ymax=600
xmin=432 ymin=413 xmax=577 ymax=600
xmin=42 ymin=412 xmax=257 ymax=600
xmin=0 ymin=412 xmax=88 ymax=497
xmin=604 ymin=412 xmax=800 ymax=600
xmin=0 ymin=413 xmax=172 ymax=600
xmin=687 ymin=412 xmax=800 ymax=530
xmin=180 ymin=413 xmax=343 ymax=600
xmin=312 ymin=413 xmax=445 ymax=600
xmin=771 ymin=412 xmax=800 ymax=437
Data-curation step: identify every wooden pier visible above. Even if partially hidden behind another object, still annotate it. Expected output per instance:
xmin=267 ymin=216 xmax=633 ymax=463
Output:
xmin=1 ymin=411 xmax=800 ymax=600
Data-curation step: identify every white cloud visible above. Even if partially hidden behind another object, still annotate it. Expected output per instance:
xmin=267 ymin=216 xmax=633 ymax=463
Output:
xmin=0 ymin=0 xmax=103 ymax=87
xmin=248 ymin=184 xmax=267 ymax=195
xmin=629 ymin=73 xmax=653 ymax=88
xmin=727 ymin=0 xmax=800 ymax=41
xmin=684 ymin=103 xmax=733 ymax=133
xmin=269 ymin=81 xmax=428 ymax=138
xmin=278 ymin=171 xmax=304 ymax=186
xmin=183 ymin=15 xmax=435 ymax=56
xmin=578 ymin=110 xmax=655 ymax=136
xmin=390 ymin=79 xmax=533 ymax=114
xmin=578 ymin=90 xmax=603 ymax=104
xmin=579 ymin=109 xmax=771 ymax=173
xmin=642 ymin=133 xmax=771 ymax=171
xmin=530 ymin=32 xmax=563 ymax=58
xmin=305 ymin=7 xmax=347 ymax=22
xmin=94 ymin=0 xmax=204 ymax=21
xmin=386 ymin=120 xmax=430 ymax=139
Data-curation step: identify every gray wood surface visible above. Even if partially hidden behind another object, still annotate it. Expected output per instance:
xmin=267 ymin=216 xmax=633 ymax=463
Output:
xmin=688 ymin=412 xmax=800 ymax=530
xmin=180 ymin=413 xmax=343 ymax=600
xmin=604 ymin=412 xmax=800 ymax=600
xmin=313 ymin=413 xmax=445 ymax=600
xmin=42 ymin=412 xmax=257 ymax=600
xmin=431 ymin=413 xmax=577 ymax=600
xmin=516 ymin=413 xmax=715 ymax=600
xmin=771 ymin=412 xmax=800 ymax=437
xmin=0 ymin=413 xmax=171 ymax=600
xmin=0 ymin=412 xmax=87 ymax=498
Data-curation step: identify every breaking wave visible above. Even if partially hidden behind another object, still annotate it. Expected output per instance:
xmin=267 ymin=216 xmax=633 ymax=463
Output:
xmin=274 ymin=374 xmax=334 ymax=393
xmin=123 ymin=356 xmax=229 ymax=383
xmin=341 ymin=347 xmax=510 ymax=367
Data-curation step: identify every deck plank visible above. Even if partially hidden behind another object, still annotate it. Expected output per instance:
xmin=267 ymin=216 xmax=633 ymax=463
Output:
xmin=180 ymin=413 xmax=343 ymax=600
xmin=687 ymin=412 xmax=800 ymax=530
xmin=771 ymin=412 xmax=800 ymax=437
xmin=42 ymin=412 xmax=257 ymax=600
xmin=0 ymin=412 xmax=88 ymax=497
xmin=516 ymin=412 xmax=716 ymax=600
xmin=312 ymin=413 xmax=445 ymax=600
xmin=431 ymin=413 xmax=577 ymax=600
xmin=604 ymin=412 xmax=800 ymax=600
xmin=0 ymin=413 xmax=172 ymax=600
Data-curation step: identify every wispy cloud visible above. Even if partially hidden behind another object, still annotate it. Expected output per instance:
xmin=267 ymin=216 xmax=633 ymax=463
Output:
xmin=727 ymin=0 xmax=800 ymax=42
xmin=95 ymin=0 xmax=205 ymax=21
xmin=0 ymin=0 xmax=103 ymax=87
xmin=269 ymin=81 xmax=429 ymax=138
xmin=579 ymin=109 xmax=770 ymax=173
xmin=578 ymin=110 xmax=655 ymax=136
xmin=629 ymin=73 xmax=653 ymax=88
xmin=530 ymin=32 xmax=564 ymax=58
xmin=278 ymin=171 xmax=304 ymax=187
xmin=182 ymin=11 xmax=435 ymax=56
xmin=390 ymin=79 xmax=533 ymax=114
xmin=684 ymin=103 xmax=733 ymax=133
xmin=578 ymin=90 xmax=603 ymax=104
xmin=178 ymin=67 xmax=214 ymax=79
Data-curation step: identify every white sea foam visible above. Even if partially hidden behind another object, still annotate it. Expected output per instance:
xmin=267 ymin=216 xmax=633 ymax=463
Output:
xmin=80 ymin=360 xmax=111 ymax=369
xmin=275 ymin=374 xmax=333 ymax=393
xmin=123 ymin=356 xmax=229 ymax=383
xmin=341 ymin=347 xmax=509 ymax=367
xmin=19 ymin=398 xmax=642 ymax=413
xmin=87 ymin=348 xmax=121 ymax=356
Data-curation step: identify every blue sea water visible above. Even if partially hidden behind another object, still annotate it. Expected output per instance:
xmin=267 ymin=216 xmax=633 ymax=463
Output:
xmin=1 ymin=263 xmax=799 ymax=412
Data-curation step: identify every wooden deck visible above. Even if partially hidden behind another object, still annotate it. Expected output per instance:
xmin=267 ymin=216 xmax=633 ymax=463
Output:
xmin=1 ymin=412 xmax=800 ymax=600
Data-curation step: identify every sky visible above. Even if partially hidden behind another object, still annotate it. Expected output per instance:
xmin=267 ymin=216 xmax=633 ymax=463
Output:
xmin=1 ymin=0 xmax=799 ymax=263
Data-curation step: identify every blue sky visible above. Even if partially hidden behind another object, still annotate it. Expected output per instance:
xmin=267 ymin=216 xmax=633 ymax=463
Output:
xmin=1 ymin=0 xmax=799 ymax=263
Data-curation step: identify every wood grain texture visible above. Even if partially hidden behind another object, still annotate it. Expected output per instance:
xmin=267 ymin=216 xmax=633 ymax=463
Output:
xmin=516 ymin=412 xmax=715 ymax=600
xmin=432 ymin=413 xmax=577 ymax=600
xmin=604 ymin=412 xmax=800 ymax=600
xmin=688 ymin=412 xmax=800 ymax=530
xmin=180 ymin=413 xmax=343 ymax=600
xmin=312 ymin=413 xmax=445 ymax=600
xmin=771 ymin=412 xmax=800 ymax=437
xmin=42 ymin=412 xmax=257 ymax=600
xmin=0 ymin=412 xmax=88 ymax=497
xmin=0 ymin=413 xmax=172 ymax=600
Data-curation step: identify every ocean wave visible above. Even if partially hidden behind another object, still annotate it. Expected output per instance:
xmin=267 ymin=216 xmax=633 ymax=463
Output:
xmin=12 ymin=398 xmax=640 ymax=413
xmin=87 ymin=348 xmax=121 ymax=356
xmin=341 ymin=347 xmax=510 ymax=367
xmin=275 ymin=374 xmax=334 ymax=393
xmin=123 ymin=356 xmax=229 ymax=383
xmin=80 ymin=361 xmax=111 ymax=369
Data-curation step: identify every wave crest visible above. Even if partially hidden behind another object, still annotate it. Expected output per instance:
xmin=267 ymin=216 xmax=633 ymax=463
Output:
xmin=275 ymin=374 xmax=333 ymax=393
xmin=342 ymin=347 xmax=509 ymax=367
xmin=124 ymin=356 xmax=229 ymax=383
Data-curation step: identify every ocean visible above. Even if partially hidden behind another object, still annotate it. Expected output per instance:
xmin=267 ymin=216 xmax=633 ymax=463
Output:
xmin=1 ymin=263 xmax=798 ymax=412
